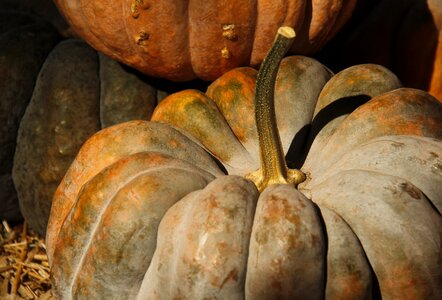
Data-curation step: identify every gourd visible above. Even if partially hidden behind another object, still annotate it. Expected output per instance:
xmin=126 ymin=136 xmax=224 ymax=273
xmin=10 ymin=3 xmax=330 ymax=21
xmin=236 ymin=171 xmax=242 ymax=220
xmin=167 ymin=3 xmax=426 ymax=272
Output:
xmin=0 ymin=10 xmax=161 ymax=234
xmin=47 ymin=27 xmax=442 ymax=299
xmin=53 ymin=0 xmax=357 ymax=81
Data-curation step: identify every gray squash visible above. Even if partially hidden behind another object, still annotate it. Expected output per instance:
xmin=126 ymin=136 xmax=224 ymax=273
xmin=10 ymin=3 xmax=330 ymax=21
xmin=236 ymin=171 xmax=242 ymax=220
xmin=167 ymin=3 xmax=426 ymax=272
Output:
xmin=47 ymin=27 xmax=442 ymax=299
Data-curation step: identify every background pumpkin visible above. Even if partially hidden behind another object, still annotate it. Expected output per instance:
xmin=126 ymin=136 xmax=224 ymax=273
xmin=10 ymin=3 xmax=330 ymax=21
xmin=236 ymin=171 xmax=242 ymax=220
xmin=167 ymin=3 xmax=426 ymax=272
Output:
xmin=52 ymin=0 xmax=357 ymax=81
xmin=317 ymin=0 xmax=442 ymax=101
xmin=0 ymin=10 xmax=164 ymax=234
xmin=47 ymin=28 xmax=442 ymax=299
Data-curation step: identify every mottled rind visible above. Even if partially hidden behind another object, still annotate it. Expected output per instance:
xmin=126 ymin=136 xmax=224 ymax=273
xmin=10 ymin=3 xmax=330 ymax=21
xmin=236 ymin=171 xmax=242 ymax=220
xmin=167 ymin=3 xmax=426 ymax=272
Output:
xmin=206 ymin=67 xmax=258 ymax=155
xmin=46 ymin=121 xmax=223 ymax=262
xmin=246 ymin=185 xmax=325 ymax=299
xmin=304 ymin=88 xmax=442 ymax=176
xmin=52 ymin=152 xmax=214 ymax=299
xmin=311 ymin=170 xmax=442 ymax=299
xmin=138 ymin=176 xmax=258 ymax=299
xmin=152 ymin=89 xmax=256 ymax=174
xmin=303 ymin=135 xmax=442 ymax=214
xmin=154 ymin=56 xmax=332 ymax=172
xmin=305 ymin=64 xmax=403 ymax=168
xmin=319 ymin=207 xmax=372 ymax=300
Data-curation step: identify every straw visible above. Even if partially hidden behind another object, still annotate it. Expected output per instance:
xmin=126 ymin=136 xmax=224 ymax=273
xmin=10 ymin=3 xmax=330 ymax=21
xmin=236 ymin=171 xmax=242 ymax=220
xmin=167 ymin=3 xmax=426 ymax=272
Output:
xmin=1 ymin=221 xmax=53 ymax=299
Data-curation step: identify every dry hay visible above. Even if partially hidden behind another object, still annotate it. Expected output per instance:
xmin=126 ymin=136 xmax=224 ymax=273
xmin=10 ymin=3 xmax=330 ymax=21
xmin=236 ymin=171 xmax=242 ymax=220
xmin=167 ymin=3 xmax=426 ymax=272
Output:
xmin=0 ymin=221 xmax=53 ymax=299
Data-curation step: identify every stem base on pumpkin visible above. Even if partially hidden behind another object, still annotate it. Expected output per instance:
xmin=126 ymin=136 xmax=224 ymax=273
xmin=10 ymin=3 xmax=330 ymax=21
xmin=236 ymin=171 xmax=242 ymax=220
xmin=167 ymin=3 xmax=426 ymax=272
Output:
xmin=245 ymin=168 xmax=306 ymax=192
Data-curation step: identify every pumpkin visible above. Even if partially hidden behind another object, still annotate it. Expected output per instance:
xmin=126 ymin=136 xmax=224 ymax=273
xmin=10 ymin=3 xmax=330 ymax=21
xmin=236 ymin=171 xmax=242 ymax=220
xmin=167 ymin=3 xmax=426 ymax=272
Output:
xmin=0 ymin=11 xmax=162 ymax=234
xmin=317 ymin=0 xmax=442 ymax=102
xmin=47 ymin=27 xmax=442 ymax=299
xmin=52 ymin=0 xmax=357 ymax=81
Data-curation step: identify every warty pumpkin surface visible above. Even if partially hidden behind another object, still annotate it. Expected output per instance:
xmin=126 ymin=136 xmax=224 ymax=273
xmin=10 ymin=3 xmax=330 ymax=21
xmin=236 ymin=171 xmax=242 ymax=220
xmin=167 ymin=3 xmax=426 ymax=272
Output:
xmin=0 ymin=15 xmax=162 ymax=235
xmin=53 ymin=0 xmax=357 ymax=81
xmin=47 ymin=27 xmax=442 ymax=299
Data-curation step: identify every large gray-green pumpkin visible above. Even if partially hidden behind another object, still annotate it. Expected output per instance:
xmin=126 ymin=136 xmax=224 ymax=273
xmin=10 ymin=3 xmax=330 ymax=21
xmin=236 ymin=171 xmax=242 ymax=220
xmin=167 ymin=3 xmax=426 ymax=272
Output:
xmin=47 ymin=28 xmax=442 ymax=299
xmin=1 ymin=11 xmax=161 ymax=234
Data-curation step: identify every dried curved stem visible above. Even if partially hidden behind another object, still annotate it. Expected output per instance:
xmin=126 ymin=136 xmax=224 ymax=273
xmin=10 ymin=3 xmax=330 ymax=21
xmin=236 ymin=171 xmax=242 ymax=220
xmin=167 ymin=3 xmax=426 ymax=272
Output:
xmin=245 ymin=27 xmax=305 ymax=192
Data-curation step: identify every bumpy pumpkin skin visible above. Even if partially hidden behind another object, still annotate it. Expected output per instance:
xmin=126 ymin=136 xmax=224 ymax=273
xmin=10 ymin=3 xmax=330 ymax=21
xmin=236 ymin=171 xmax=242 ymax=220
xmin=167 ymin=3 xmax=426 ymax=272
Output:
xmin=48 ymin=55 xmax=442 ymax=299
xmin=11 ymin=39 xmax=160 ymax=235
xmin=53 ymin=0 xmax=356 ymax=81
xmin=0 ymin=11 xmax=59 ymax=222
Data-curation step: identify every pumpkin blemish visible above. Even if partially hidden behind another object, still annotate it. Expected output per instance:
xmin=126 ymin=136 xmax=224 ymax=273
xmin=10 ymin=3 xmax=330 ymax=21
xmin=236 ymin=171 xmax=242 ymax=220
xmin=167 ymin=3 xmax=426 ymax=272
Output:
xmin=136 ymin=32 xmax=150 ymax=46
xmin=221 ymin=47 xmax=231 ymax=59
xmin=219 ymin=268 xmax=239 ymax=288
xmin=399 ymin=182 xmax=421 ymax=200
xmin=222 ymin=24 xmax=238 ymax=41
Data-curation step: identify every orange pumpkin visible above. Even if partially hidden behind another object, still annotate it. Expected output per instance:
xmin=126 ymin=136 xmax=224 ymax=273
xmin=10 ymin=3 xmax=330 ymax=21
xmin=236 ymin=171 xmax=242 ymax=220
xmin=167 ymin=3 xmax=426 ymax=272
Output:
xmin=53 ymin=0 xmax=357 ymax=81
xmin=48 ymin=27 xmax=442 ymax=299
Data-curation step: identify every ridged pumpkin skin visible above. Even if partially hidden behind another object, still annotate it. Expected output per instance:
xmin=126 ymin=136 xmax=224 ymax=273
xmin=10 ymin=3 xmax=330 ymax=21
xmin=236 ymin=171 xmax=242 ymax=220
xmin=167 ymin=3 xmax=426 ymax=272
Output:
xmin=47 ymin=56 xmax=442 ymax=299
xmin=53 ymin=0 xmax=356 ymax=81
xmin=6 ymin=34 xmax=160 ymax=234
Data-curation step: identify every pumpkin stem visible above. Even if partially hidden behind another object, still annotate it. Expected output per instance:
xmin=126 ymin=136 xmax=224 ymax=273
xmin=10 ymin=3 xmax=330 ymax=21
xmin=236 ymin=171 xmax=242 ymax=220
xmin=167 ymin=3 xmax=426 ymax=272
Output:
xmin=245 ymin=27 xmax=305 ymax=192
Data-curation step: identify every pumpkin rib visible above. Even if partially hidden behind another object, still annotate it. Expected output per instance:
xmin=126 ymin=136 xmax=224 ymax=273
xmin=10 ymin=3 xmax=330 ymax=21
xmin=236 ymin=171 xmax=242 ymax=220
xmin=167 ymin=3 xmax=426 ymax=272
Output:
xmin=128 ymin=0 xmax=195 ymax=80
xmin=303 ymin=135 xmax=442 ymax=213
xmin=138 ymin=175 xmax=258 ymax=299
xmin=70 ymin=167 xmax=213 ymax=299
xmin=298 ymin=63 xmax=402 ymax=168
xmin=53 ymin=1 xmax=356 ymax=80
xmin=54 ymin=153 xmax=214 ymax=299
xmin=312 ymin=170 xmax=442 ymax=299
xmin=319 ymin=206 xmax=373 ymax=299
xmin=246 ymin=184 xmax=326 ymax=299
xmin=152 ymin=90 xmax=257 ymax=174
xmin=303 ymin=88 xmax=442 ymax=176
xmin=206 ymin=67 xmax=259 ymax=154
xmin=46 ymin=120 xmax=223 ymax=261
xmin=188 ymin=0 xmax=259 ymax=81
xmin=250 ymin=0 xmax=305 ymax=66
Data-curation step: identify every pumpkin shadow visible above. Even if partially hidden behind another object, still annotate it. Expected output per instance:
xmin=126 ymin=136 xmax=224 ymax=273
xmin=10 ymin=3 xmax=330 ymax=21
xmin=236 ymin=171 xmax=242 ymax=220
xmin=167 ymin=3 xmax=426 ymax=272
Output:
xmin=286 ymin=94 xmax=371 ymax=169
